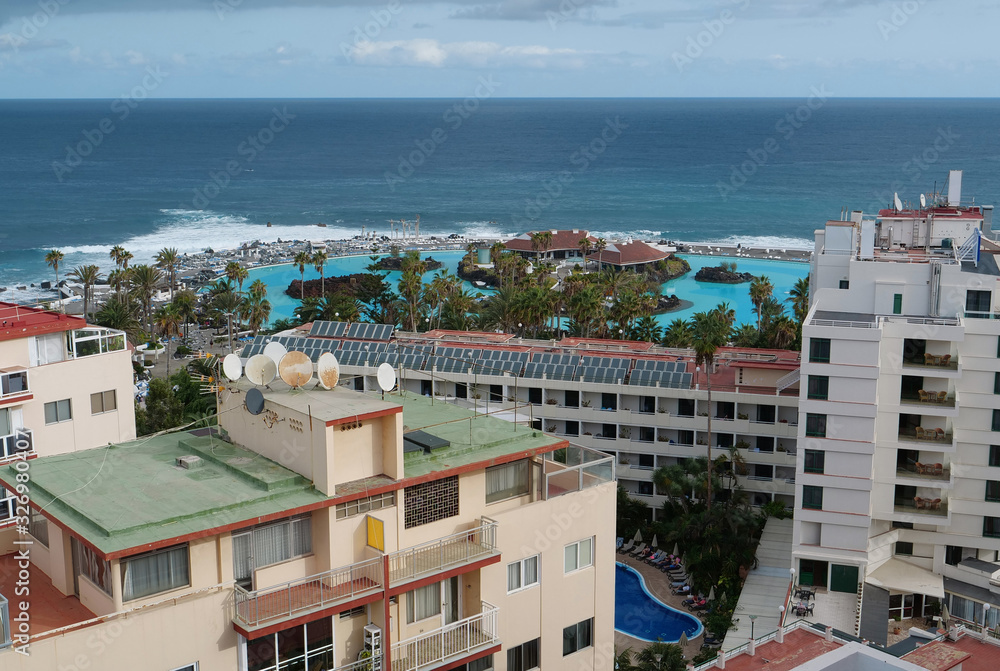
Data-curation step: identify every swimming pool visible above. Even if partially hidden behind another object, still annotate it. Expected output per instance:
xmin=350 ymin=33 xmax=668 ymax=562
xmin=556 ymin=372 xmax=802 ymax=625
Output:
xmin=615 ymin=563 xmax=703 ymax=643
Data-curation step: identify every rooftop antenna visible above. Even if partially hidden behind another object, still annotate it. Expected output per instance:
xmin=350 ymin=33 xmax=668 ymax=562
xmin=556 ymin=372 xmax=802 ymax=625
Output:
xmin=245 ymin=354 xmax=277 ymax=386
xmin=920 ymin=194 xmax=927 ymax=209
xmin=278 ymin=350 xmax=313 ymax=388
xmin=316 ymin=352 xmax=341 ymax=390
xmin=894 ymin=193 xmax=903 ymax=212
xmin=245 ymin=387 xmax=265 ymax=415
xmin=377 ymin=362 xmax=397 ymax=400
xmin=222 ymin=353 xmax=243 ymax=383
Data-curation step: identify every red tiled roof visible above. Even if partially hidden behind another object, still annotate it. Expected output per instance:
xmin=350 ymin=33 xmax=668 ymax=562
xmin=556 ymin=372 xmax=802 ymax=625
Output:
xmin=902 ymin=640 xmax=969 ymax=671
xmin=505 ymin=230 xmax=596 ymax=253
xmin=0 ymin=302 xmax=84 ymax=343
xmin=878 ymin=207 xmax=984 ymax=220
xmin=913 ymin=635 xmax=1000 ymax=671
xmin=722 ymin=628 xmax=844 ymax=671
xmin=587 ymin=240 xmax=668 ymax=266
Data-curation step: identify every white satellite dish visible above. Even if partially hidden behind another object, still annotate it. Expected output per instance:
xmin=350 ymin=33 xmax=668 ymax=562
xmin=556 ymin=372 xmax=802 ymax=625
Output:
xmin=278 ymin=351 xmax=313 ymax=388
xmin=263 ymin=341 xmax=288 ymax=367
xmin=377 ymin=363 xmax=397 ymax=393
xmin=245 ymin=354 xmax=277 ymax=386
xmin=894 ymin=192 xmax=903 ymax=211
xmin=222 ymin=353 xmax=243 ymax=382
xmin=920 ymin=193 xmax=927 ymax=208
xmin=317 ymin=352 xmax=341 ymax=390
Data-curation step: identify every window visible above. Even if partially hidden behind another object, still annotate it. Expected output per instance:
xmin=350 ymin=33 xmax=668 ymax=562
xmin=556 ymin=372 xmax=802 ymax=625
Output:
xmin=247 ymin=620 xmax=332 ymax=671
xmin=987 ymin=481 xmax=1000 ymax=502
xmin=807 ymin=376 xmax=829 ymax=400
xmin=122 ymin=544 xmax=190 ymax=601
xmin=507 ymin=555 xmax=539 ymax=592
xmin=895 ymin=541 xmax=913 ymax=556
xmin=339 ymin=605 xmax=366 ymax=619
xmin=839 ymin=280 xmax=849 ymax=290
xmin=563 ymin=618 xmax=593 ymax=656
xmin=945 ymin=546 xmax=964 ymax=566
xmin=29 ymin=332 xmax=66 ymax=366
xmin=985 ymin=517 xmax=1000 ymax=539
xmin=991 ymin=446 xmax=1000 ymax=467
xmin=44 ymin=398 xmax=72 ymax=424
xmin=406 ymin=583 xmax=441 ymax=623
xmin=28 ymin=508 xmax=48 ymax=547
xmin=90 ymin=389 xmax=117 ymax=414
xmin=601 ymin=393 xmax=617 ymax=411
xmin=996 ymin=373 xmax=1000 ymax=395
xmin=235 ymin=515 xmax=312 ymax=577
xmin=486 ymin=460 xmax=529 ymax=503
xmin=678 ymin=398 xmax=695 ymax=417
xmin=469 ymin=655 xmax=494 ymax=671
xmin=170 ymin=665 xmax=198 ymax=671
xmin=564 ymin=538 xmax=593 ymax=573
xmin=335 ymin=492 xmax=395 ymax=519
xmin=0 ymin=408 xmax=9 ymax=436
xmin=805 ymin=413 xmax=827 ymax=438
xmin=802 ymin=485 xmax=823 ymax=510
xmin=993 ymin=410 xmax=1000 ymax=432
xmin=507 ymin=639 xmax=539 ymax=671
xmin=892 ymin=521 xmax=913 ymax=529
xmin=72 ymin=537 xmax=112 ymax=596
xmin=966 ymin=289 xmax=992 ymax=316
xmin=893 ymin=293 xmax=903 ymax=314
xmin=804 ymin=450 xmax=825 ymax=474
xmin=809 ymin=338 xmax=831 ymax=363
xmin=404 ymin=476 xmax=458 ymax=528
xmin=528 ymin=388 xmax=542 ymax=405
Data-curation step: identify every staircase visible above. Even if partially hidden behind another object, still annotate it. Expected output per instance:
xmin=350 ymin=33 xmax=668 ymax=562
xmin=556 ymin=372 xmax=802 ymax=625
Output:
xmin=956 ymin=229 xmax=981 ymax=267
xmin=776 ymin=368 xmax=800 ymax=393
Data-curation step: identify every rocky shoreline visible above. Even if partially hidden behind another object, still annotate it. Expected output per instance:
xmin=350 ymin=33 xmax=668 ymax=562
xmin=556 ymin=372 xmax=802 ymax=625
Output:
xmin=695 ymin=266 xmax=756 ymax=283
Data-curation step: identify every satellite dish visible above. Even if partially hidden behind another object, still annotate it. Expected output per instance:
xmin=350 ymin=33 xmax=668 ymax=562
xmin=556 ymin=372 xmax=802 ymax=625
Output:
xmin=279 ymin=351 xmax=313 ymax=388
xmin=245 ymin=354 xmax=277 ymax=386
xmin=263 ymin=341 xmax=288 ymax=367
xmin=377 ymin=363 xmax=397 ymax=392
xmin=222 ymin=353 xmax=243 ymax=382
xmin=245 ymin=387 xmax=265 ymax=415
xmin=317 ymin=352 xmax=341 ymax=390
xmin=894 ymin=192 xmax=903 ymax=211
xmin=920 ymin=193 xmax=927 ymax=208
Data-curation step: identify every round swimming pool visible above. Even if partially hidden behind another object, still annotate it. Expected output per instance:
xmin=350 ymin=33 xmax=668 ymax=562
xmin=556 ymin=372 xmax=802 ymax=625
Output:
xmin=615 ymin=563 xmax=703 ymax=643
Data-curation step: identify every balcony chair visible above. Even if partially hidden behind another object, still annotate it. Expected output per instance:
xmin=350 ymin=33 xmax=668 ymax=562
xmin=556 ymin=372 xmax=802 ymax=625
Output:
xmin=932 ymin=463 xmax=944 ymax=476
xmin=618 ymin=540 xmax=634 ymax=554
xmin=915 ymin=462 xmax=926 ymax=475
xmin=938 ymin=354 xmax=952 ymax=367
xmin=628 ymin=543 xmax=647 ymax=557
xmin=936 ymin=391 xmax=948 ymax=403
xmin=914 ymin=427 xmax=926 ymax=440
xmin=934 ymin=428 xmax=946 ymax=441
xmin=913 ymin=496 xmax=926 ymax=509
xmin=930 ymin=498 xmax=942 ymax=510
xmin=924 ymin=353 xmax=939 ymax=365
xmin=918 ymin=390 xmax=930 ymax=403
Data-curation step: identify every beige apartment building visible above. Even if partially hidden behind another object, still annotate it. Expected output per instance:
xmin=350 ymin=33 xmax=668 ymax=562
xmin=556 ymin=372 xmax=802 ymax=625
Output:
xmin=0 ymin=302 xmax=135 ymax=533
xmin=0 ymin=367 xmax=615 ymax=670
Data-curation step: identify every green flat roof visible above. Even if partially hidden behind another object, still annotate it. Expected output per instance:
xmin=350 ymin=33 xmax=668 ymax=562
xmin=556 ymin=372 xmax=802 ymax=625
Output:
xmin=391 ymin=393 xmax=561 ymax=478
xmin=1 ymin=432 xmax=327 ymax=557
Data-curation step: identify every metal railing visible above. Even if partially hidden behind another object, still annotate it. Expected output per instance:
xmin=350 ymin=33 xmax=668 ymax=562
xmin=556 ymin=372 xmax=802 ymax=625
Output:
xmin=809 ymin=318 xmax=877 ymax=329
xmin=388 ymin=519 xmax=498 ymax=584
xmin=0 ymin=592 xmax=10 ymax=649
xmin=542 ymin=445 xmax=615 ymax=499
xmin=0 ymin=429 xmax=32 ymax=460
xmin=233 ymin=557 xmax=383 ymax=629
xmin=391 ymin=601 xmax=499 ymax=671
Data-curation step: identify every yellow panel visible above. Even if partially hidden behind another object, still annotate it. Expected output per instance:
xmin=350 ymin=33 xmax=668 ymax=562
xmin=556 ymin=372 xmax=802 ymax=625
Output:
xmin=367 ymin=514 xmax=385 ymax=552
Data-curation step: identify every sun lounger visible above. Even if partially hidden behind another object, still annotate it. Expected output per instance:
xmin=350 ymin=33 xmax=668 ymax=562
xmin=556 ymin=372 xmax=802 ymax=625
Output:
xmin=628 ymin=543 xmax=647 ymax=557
xmin=617 ymin=540 xmax=634 ymax=554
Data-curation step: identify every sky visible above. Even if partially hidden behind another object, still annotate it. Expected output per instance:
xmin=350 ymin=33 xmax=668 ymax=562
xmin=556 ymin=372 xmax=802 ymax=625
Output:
xmin=0 ymin=0 xmax=996 ymax=98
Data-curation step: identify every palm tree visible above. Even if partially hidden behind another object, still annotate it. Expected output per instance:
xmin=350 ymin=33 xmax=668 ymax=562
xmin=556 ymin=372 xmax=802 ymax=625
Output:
xmin=633 ymin=642 xmax=686 ymax=671
xmin=293 ymin=251 xmax=312 ymax=302
xmin=155 ymin=247 xmax=180 ymax=302
xmin=211 ymin=290 xmax=244 ymax=351
xmin=68 ymin=264 xmax=102 ymax=320
xmin=129 ymin=264 xmax=163 ymax=336
xmin=631 ymin=315 xmax=662 ymax=343
xmin=730 ymin=323 xmax=759 ymax=348
xmin=313 ymin=250 xmax=329 ymax=298
xmin=154 ymin=304 xmax=182 ymax=378
xmin=662 ymin=318 xmax=691 ymax=348
xmin=578 ymin=236 xmax=593 ymax=267
xmin=172 ymin=289 xmax=199 ymax=340
xmin=224 ymin=260 xmax=248 ymax=296
xmin=109 ymin=245 xmax=127 ymax=269
xmin=690 ymin=309 xmax=730 ymax=510
xmin=245 ymin=293 xmax=273 ymax=334
xmin=748 ymin=275 xmax=774 ymax=331
xmin=94 ymin=297 xmax=141 ymax=344
xmin=787 ymin=276 xmax=810 ymax=323
xmin=44 ymin=249 xmax=64 ymax=309
xmin=594 ymin=237 xmax=607 ymax=272
xmin=248 ymin=279 xmax=267 ymax=300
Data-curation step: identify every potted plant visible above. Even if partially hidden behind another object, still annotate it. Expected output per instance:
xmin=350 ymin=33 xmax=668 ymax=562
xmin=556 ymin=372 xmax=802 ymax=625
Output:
xmin=734 ymin=440 xmax=751 ymax=450
xmin=737 ymin=412 xmax=749 ymax=420
xmin=546 ymin=424 xmax=557 ymax=432
xmin=545 ymin=398 xmax=558 ymax=405
xmin=582 ymin=399 xmax=592 ymax=408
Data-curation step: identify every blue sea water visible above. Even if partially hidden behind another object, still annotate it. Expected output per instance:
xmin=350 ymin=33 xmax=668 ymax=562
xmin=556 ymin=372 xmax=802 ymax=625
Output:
xmin=3 ymin=98 xmax=1000 ymax=301
xmin=615 ymin=563 xmax=702 ymax=643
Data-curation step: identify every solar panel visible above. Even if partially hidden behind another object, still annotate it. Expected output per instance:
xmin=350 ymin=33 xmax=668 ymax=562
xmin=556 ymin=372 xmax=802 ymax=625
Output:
xmin=309 ymin=321 xmax=348 ymax=338
xmin=578 ymin=365 xmax=626 ymax=384
xmin=431 ymin=348 xmax=481 ymax=373
xmin=345 ymin=322 xmax=393 ymax=341
xmin=581 ymin=356 xmax=629 ymax=370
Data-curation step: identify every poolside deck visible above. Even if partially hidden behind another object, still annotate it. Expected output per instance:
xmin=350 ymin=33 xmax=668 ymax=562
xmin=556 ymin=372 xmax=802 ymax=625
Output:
xmin=615 ymin=553 xmax=706 ymax=660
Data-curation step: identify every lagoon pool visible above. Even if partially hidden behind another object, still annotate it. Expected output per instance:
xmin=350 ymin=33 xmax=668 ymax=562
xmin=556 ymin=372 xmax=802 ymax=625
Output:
xmin=615 ymin=563 xmax=702 ymax=643
xmin=245 ymin=251 xmax=808 ymax=326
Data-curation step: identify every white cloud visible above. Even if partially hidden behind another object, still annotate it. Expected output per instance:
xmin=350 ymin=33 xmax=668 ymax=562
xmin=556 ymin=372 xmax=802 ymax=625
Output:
xmin=349 ymin=38 xmax=593 ymax=68
xmin=125 ymin=49 xmax=147 ymax=65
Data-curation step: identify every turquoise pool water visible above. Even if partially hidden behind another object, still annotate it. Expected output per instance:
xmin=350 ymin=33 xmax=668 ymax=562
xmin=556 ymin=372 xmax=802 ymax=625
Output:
xmin=245 ymin=251 xmax=808 ymax=327
xmin=615 ymin=563 xmax=703 ymax=642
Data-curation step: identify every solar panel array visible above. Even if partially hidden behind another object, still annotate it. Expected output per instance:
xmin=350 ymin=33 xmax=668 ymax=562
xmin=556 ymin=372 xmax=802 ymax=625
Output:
xmin=576 ymin=357 xmax=630 ymax=384
xmin=346 ymin=322 xmax=393 ymax=341
xmin=428 ymin=347 xmax=482 ymax=373
xmin=309 ymin=321 xmax=347 ymax=338
xmin=473 ymin=350 xmax=529 ymax=376
xmin=523 ymin=353 xmax=580 ymax=380
xmin=628 ymin=359 xmax=691 ymax=388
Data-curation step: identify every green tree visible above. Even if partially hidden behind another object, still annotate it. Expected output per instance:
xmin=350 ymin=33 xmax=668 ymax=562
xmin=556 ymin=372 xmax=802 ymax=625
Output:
xmin=293 ymin=251 xmax=312 ymax=302
xmin=135 ymin=378 xmax=185 ymax=436
xmin=154 ymin=304 xmax=182 ymax=378
xmin=94 ymin=297 xmax=141 ymax=344
xmin=631 ymin=315 xmax=662 ymax=343
xmin=313 ymin=250 xmax=329 ymax=297
xmin=68 ymin=264 xmax=102 ymax=320
xmin=155 ymin=247 xmax=180 ymax=301
xmin=44 ymin=250 xmax=64 ymax=306
xmin=787 ymin=276 xmax=809 ymax=323
xmin=748 ymin=275 xmax=773 ymax=331
xmin=129 ymin=264 xmax=163 ymax=336
xmin=594 ymin=237 xmax=607 ymax=272
xmin=634 ymin=642 xmax=686 ymax=671
xmin=690 ymin=309 xmax=729 ymax=510
xmin=662 ymin=319 xmax=691 ymax=348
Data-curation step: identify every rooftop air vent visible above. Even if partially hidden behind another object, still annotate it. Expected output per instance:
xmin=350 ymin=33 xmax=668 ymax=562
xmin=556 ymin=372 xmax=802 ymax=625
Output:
xmin=176 ymin=455 xmax=204 ymax=470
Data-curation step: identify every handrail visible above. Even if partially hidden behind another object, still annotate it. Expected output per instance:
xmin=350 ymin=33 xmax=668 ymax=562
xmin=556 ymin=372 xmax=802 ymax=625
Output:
xmin=391 ymin=602 xmax=499 ymax=671
xmin=387 ymin=519 xmax=498 ymax=583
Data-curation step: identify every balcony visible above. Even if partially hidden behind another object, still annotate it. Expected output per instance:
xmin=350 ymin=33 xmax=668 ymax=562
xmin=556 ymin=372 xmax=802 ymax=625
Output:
xmin=388 ymin=519 xmax=499 ymax=587
xmin=540 ymin=445 xmax=615 ymax=499
xmin=893 ymin=498 xmax=948 ymax=518
xmin=897 ymin=428 xmax=953 ymax=447
xmin=0 ymin=429 xmax=32 ymax=461
xmin=896 ymin=463 xmax=950 ymax=482
xmin=899 ymin=392 xmax=956 ymax=411
xmin=233 ymin=557 xmax=383 ymax=633
xmin=392 ymin=601 xmax=499 ymax=671
xmin=67 ymin=327 xmax=126 ymax=359
xmin=0 ymin=368 xmax=29 ymax=402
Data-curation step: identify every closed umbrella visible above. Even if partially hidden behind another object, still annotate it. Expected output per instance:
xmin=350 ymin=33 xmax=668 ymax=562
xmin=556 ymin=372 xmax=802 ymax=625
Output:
xmin=941 ymin=603 xmax=950 ymax=629
xmin=672 ymin=542 xmax=679 ymax=557
xmin=633 ymin=529 xmax=643 ymax=543
xmin=708 ymin=586 xmax=716 ymax=601
xmin=678 ymin=632 xmax=688 ymax=647
xmin=651 ymin=535 xmax=659 ymax=549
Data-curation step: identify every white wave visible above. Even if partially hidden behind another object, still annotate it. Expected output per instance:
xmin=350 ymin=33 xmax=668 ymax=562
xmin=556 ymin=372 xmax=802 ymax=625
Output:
xmin=457 ymin=221 xmax=515 ymax=240
xmin=586 ymin=228 xmax=664 ymax=241
xmin=684 ymin=234 xmax=814 ymax=250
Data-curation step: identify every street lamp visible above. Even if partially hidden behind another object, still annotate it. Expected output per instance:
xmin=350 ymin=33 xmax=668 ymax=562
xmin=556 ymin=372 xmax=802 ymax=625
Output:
xmin=790 ymin=567 xmax=796 ymax=592
xmin=984 ymin=603 xmax=991 ymax=629
xmin=778 ymin=605 xmax=785 ymax=625
xmin=749 ymin=614 xmax=757 ymax=640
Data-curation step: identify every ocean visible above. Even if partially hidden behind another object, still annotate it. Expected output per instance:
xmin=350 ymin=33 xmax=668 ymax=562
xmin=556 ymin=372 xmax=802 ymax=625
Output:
xmin=2 ymin=97 xmax=1000 ymax=300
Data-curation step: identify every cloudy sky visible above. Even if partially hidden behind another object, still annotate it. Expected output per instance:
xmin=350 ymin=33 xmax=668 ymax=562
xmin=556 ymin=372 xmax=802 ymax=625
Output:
xmin=0 ymin=0 xmax=995 ymax=98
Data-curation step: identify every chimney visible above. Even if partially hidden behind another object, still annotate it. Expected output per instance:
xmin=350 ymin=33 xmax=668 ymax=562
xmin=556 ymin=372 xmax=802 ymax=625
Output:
xmin=825 ymin=626 xmax=833 ymax=642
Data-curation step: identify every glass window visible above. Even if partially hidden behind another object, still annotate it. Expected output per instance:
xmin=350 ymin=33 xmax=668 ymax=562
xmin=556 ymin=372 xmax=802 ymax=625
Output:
xmin=0 ymin=408 xmax=10 ymax=436
xmin=987 ymin=481 xmax=1000 ymax=503
xmin=44 ymin=398 xmax=72 ymax=424
xmin=985 ymin=517 xmax=1000 ymax=539
xmin=90 ymin=390 xmax=117 ymax=414
xmin=406 ymin=583 xmax=441 ymax=623
xmin=895 ymin=541 xmax=913 ymax=556
xmin=944 ymin=545 xmax=963 ymax=566
xmin=803 ymin=485 xmax=823 ymax=510
xmin=469 ymin=655 xmax=494 ymax=671
xmin=991 ymin=446 xmax=1000 ymax=467
xmin=839 ymin=280 xmax=850 ymax=290
xmin=804 ymin=450 xmax=825 ymax=474
xmin=507 ymin=639 xmax=539 ymax=671
xmin=507 ymin=556 xmax=539 ymax=592
xmin=893 ymin=294 xmax=903 ymax=315
xmin=242 ymin=515 xmax=312 ymax=569
xmin=486 ymin=461 xmax=529 ymax=503
xmin=72 ymin=537 xmax=112 ymax=596
xmin=122 ymin=544 xmax=190 ymax=601
xmin=562 ymin=618 xmax=593 ymax=656
xmin=995 ymin=373 xmax=1000 ymax=395
xmin=993 ymin=410 xmax=1000 ymax=432
xmin=29 ymin=508 xmax=49 ymax=547
xmin=564 ymin=538 xmax=593 ymax=573
xmin=805 ymin=413 xmax=827 ymax=438
xmin=807 ymin=376 xmax=829 ymax=400
xmin=809 ymin=338 xmax=831 ymax=363
xmin=966 ymin=290 xmax=992 ymax=315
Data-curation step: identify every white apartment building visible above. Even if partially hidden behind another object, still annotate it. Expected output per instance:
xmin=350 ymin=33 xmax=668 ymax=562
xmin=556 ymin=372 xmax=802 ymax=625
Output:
xmin=0 ymin=302 xmax=134 ymax=531
xmin=241 ymin=325 xmax=803 ymax=518
xmin=793 ymin=171 xmax=1000 ymax=633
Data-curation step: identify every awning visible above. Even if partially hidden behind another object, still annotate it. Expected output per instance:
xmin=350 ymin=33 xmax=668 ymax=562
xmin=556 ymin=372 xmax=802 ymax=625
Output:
xmin=867 ymin=558 xmax=944 ymax=599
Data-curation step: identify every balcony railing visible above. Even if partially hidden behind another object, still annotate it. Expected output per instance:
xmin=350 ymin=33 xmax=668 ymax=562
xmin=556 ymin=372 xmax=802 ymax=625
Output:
xmin=896 ymin=465 xmax=951 ymax=481
xmin=0 ymin=592 xmax=10 ymax=650
xmin=233 ymin=557 xmax=383 ymax=630
xmin=68 ymin=328 xmax=127 ymax=359
xmin=900 ymin=394 xmax=956 ymax=409
xmin=392 ymin=601 xmax=499 ymax=671
xmin=541 ymin=445 xmax=615 ymax=499
xmin=893 ymin=499 xmax=948 ymax=517
xmin=0 ymin=429 xmax=32 ymax=460
xmin=388 ymin=519 xmax=498 ymax=585
xmin=898 ymin=429 xmax=953 ymax=445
